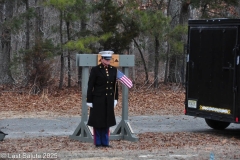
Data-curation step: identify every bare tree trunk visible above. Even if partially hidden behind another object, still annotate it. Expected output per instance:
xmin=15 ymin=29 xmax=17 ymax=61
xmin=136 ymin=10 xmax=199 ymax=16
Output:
xmin=35 ymin=0 xmax=43 ymax=41
xmin=178 ymin=1 xmax=190 ymax=84
xmin=25 ymin=0 xmax=30 ymax=49
xmin=25 ymin=0 xmax=30 ymax=50
xmin=168 ymin=55 xmax=177 ymax=82
xmin=133 ymin=38 xmax=149 ymax=83
xmin=154 ymin=35 xmax=159 ymax=88
xmin=66 ymin=21 xmax=71 ymax=87
xmin=179 ymin=1 xmax=190 ymax=25
xmin=59 ymin=10 xmax=64 ymax=89
xmin=0 ymin=0 xmax=14 ymax=85
xmin=77 ymin=16 xmax=88 ymax=88
xmin=23 ymin=0 xmax=30 ymax=85
xmin=167 ymin=0 xmax=189 ymax=83
xmin=164 ymin=0 xmax=171 ymax=84
xmin=164 ymin=43 xmax=170 ymax=84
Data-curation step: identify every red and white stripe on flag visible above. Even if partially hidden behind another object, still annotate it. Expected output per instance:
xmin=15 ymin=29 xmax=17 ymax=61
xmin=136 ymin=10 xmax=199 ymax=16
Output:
xmin=117 ymin=70 xmax=133 ymax=88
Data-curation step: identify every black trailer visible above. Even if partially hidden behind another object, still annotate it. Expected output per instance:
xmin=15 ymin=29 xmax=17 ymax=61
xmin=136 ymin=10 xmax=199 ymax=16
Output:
xmin=185 ymin=19 xmax=240 ymax=130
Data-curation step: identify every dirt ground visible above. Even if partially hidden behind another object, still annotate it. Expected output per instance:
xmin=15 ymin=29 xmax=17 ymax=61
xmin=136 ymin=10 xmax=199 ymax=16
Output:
xmin=1 ymin=85 xmax=240 ymax=159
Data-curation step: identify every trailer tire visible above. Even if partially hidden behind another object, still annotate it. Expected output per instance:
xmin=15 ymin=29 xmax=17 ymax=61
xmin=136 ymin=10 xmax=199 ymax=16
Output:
xmin=205 ymin=119 xmax=230 ymax=130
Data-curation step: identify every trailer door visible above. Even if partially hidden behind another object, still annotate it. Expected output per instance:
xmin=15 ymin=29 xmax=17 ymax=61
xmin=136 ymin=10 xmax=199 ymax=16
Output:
xmin=186 ymin=26 xmax=238 ymax=119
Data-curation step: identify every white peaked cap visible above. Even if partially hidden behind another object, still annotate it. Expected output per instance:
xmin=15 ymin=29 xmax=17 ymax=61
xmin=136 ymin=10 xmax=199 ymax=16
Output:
xmin=99 ymin=51 xmax=114 ymax=57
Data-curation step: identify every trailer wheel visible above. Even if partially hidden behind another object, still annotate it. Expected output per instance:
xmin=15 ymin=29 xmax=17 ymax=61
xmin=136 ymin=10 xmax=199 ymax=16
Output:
xmin=205 ymin=119 xmax=230 ymax=130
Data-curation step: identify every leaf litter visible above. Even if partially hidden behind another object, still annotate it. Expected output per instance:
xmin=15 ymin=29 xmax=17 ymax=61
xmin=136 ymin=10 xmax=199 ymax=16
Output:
xmin=0 ymin=85 xmax=240 ymax=159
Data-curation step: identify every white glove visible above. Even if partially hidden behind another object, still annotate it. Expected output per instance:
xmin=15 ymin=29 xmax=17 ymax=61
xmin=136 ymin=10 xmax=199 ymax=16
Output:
xmin=114 ymin=100 xmax=117 ymax=108
xmin=87 ymin=103 xmax=93 ymax=108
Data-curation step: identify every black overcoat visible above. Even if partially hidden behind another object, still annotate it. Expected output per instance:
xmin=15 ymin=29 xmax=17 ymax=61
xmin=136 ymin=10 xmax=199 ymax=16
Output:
xmin=87 ymin=63 xmax=118 ymax=128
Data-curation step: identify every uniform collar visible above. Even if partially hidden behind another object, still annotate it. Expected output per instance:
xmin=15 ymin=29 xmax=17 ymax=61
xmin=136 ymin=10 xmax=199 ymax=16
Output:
xmin=99 ymin=63 xmax=112 ymax=69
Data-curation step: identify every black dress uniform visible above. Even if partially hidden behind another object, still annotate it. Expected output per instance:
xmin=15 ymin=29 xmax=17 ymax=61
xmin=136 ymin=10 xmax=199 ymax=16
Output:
xmin=87 ymin=62 xmax=118 ymax=147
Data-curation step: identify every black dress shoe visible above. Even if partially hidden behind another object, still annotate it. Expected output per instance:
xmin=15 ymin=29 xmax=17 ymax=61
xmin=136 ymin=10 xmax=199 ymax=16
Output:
xmin=102 ymin=145 xmax=112 ymax=148
xmin=95 ymin=145 xmax=102 ymax=147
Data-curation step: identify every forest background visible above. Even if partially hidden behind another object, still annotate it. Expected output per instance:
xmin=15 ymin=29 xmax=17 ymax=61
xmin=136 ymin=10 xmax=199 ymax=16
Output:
xmin=0 ymin=0 xmax=239 ymax=92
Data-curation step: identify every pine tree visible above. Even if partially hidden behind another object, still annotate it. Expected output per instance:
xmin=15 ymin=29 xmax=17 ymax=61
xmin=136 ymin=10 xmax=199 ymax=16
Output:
xmin=137 ymin=9 xmax=170 ymax=88
xmin=94 ymin=0 xmax=140 ymax=53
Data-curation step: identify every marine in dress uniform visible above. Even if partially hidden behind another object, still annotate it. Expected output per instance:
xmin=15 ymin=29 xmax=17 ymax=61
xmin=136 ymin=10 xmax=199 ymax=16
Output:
xmin=87 ymin=51 xmax=118 ymax=147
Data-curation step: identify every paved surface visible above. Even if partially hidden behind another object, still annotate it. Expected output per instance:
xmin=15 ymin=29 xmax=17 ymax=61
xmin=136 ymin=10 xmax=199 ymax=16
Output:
xmin=1 ymin=115 xmax=240 ymax=160
xmin=1 ymin=115 xmax=240 ymax=139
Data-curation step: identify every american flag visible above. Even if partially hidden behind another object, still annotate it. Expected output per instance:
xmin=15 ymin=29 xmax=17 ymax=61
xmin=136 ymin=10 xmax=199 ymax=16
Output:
xmin=117 ymin=70 xmax=133 ymax=88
